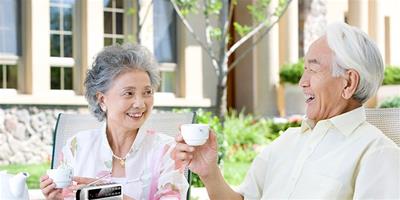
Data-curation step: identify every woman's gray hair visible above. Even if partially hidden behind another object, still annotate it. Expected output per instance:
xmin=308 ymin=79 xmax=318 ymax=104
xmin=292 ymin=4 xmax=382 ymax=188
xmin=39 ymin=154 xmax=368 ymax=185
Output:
xmin=326 ymin=22 xmax=384 ymax=103
xmin=84 ymin=44 xmax=160 ymax=121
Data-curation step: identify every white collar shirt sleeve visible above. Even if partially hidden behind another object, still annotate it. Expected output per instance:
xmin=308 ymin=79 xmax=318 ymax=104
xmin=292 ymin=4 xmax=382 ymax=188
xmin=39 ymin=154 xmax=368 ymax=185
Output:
xmin=237 ymin=107 xmax=400 ymax=199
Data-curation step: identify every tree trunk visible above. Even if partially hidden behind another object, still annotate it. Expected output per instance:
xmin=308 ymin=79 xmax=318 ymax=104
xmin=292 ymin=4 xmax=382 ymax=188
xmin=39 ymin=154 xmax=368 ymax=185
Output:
xmin=215 ymin=76 xmax=228 ymax=119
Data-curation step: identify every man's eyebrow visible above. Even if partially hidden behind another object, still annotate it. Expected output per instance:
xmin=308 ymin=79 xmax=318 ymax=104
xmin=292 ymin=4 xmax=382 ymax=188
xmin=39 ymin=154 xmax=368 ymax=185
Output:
xmin=307 ymin=58 xmax=320 ymax=65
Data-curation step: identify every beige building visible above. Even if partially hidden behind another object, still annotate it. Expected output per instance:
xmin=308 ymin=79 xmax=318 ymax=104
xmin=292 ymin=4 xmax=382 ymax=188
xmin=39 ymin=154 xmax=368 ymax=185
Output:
xmin=0 ymin=0 xmax=212 ymax=108
xmin=0 ymin=0 xmax=399 ymax=114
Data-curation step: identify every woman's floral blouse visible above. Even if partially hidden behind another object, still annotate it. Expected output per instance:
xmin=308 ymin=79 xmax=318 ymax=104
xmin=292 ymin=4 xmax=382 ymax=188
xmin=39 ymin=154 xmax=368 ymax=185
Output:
xmin=59 ymin=123 xmax=188 ymax=200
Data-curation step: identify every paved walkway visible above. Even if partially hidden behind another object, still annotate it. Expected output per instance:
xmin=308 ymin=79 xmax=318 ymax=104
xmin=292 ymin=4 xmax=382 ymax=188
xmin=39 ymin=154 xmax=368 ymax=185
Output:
xmin=29 ymin=188 xmax=210 ymax=200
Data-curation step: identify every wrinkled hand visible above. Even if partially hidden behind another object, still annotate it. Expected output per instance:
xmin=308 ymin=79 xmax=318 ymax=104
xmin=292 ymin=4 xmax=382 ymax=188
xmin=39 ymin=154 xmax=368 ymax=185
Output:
xmin=40 ymin=175 xmax=63 ymax=200
xmin=172 ymin=130 xmax=218 ymax=178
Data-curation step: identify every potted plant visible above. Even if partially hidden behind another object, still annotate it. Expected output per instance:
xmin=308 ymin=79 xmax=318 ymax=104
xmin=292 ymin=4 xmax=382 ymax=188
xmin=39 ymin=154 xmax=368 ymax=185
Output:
xmin=377 ymin=66 xmax=400 ymax=106
xmin=279 ymin=58 xmax=305 ymax=116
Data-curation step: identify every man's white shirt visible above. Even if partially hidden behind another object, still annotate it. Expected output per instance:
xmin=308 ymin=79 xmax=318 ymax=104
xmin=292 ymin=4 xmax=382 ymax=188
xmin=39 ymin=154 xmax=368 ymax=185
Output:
xmin=238 ymin=107 xmax=400 ymax=199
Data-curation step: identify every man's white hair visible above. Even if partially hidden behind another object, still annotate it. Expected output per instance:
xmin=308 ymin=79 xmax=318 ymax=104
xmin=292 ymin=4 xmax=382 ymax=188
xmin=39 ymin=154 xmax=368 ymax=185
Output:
xmin=326 ymin=22 xmax=384 ymax=103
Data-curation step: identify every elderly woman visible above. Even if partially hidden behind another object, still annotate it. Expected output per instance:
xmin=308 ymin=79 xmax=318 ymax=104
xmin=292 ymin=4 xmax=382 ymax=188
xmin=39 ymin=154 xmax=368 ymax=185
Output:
xmin=40 ymin=44 xmax=188 ymax=199
xmin=173 ymin=22 xmax=400 ymax=199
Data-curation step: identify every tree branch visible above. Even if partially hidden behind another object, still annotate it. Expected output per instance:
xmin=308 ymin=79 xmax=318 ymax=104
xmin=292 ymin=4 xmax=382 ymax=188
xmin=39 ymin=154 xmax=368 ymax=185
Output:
xmin=226 ymin=0 xmax=292 ymax=58
xmin=171 ymin=0 xmax=219 ymax=64
xmin=227 ymin=0 xmax=293 ymax=73
xmin=222 ymin=0 xmax=235 ymax=40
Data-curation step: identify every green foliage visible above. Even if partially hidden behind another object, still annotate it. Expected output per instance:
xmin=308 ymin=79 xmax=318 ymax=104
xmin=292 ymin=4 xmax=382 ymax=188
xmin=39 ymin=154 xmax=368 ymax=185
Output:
xmin=275 ymin=0 xmax=290 ymax=16
xmin=194 ymin=109 xmax=226 ymax=160
xmin=223 ymin=161 xmax=251 ymax=186
xmin=191 ymin=109 xmax=227 ymax=187
xmin=126 ymin=7 xmax=136 ymax=15
xmin=279 ymin=58 xmax=304 ymax=84
xmin=379 ymin=96 xmax=400 ymax=108
xmin=208 ymin=27 xmax=222 ymax=41
xmin=247 ymin=0 xmax=270 ymax=23
xmin=224 ymin=110 xmax=268 ymax=163
xmin=383 ymin=66 xmax=400 ymax=85
xmin=205 ymin=0 xmax=223 ymax=15
xmin=233 ymin=22 xmax=251 ymax=37
xmin=0 ymin=162 xmax=50 ymax=189
xmin=173 ymin=0 xmax=198 ymax=16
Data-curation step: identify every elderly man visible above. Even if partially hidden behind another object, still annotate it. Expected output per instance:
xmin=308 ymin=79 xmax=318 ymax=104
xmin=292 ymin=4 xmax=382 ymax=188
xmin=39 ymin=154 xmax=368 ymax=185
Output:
xmin=173 ymin=22 xmax=400 ymax=199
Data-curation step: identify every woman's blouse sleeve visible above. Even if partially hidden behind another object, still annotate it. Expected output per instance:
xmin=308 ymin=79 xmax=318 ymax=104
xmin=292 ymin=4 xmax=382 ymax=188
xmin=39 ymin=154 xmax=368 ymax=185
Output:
xmin=155 ymin=142 xmax=189 ymax=200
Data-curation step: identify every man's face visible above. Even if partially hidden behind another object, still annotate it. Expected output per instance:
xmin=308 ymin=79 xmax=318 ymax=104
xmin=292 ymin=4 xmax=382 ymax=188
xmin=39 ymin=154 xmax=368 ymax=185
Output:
xmin=299 ymin=36 xmax=348 ymax=122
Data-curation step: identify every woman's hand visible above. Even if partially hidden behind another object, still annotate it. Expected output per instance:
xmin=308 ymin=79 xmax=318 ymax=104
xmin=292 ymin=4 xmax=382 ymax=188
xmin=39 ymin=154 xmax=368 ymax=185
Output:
xmin=172 ymin=130 xmax=219 ymax=178
xmin=39 ymin=175 xmax=63 ymax=200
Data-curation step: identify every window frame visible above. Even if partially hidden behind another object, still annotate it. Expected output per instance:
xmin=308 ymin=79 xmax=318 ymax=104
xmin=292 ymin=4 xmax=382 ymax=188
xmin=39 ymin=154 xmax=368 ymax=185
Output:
xmin=103 ymin=0 xmax=125 ymax=46
xmin=50 ymin=0 xmax=75 ymax=91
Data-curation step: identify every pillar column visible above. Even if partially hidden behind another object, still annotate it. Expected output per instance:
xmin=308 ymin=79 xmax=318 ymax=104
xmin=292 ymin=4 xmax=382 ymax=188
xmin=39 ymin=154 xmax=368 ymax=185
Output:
xmin=255 ymin=1 xmax=280 ymax=116
xmin=177 ymin=16 xmax=205 ymax=100
xmin=278 ymin=0 xmax=299 ymax=116
xmin=347 ymin=0 xmax=368 ymax=33
xmin=75 ymin=0 xmax=104 ymax=95
xmin=369 ymin=0 xmax=385 ymax=64
xmin=23 ymin=0 xmax=50 ymax=95
xmin=279 ymin=0 xmax=299 ymax=64
xmin=366 ymin=0 xmax=385 ymax=107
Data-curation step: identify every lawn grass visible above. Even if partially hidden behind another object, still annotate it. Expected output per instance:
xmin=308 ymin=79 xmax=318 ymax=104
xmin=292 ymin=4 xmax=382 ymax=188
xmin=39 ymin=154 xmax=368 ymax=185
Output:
xmin=223 ymin=160 xmax=251 ymax=186
xmin=0 ymin=162 xmax=50 ymax=189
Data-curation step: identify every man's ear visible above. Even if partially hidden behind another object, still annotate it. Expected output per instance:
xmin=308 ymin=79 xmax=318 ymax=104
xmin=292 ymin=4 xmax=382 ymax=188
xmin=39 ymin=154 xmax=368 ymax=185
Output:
xmin=96 ymin=92 xmax=107 ymax=111
xmin=342 ymin=69 xmax=360 ymax=99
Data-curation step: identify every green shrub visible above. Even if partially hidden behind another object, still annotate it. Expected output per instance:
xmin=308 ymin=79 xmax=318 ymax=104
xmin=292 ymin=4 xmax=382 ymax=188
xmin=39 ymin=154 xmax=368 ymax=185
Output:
xmin=279 ymin=58 xmax=304 ymax=84
xmin=223 ymin=110 xmax=277 ymax=163
xmin=379 ymin=96 xmax=400 ymax=108
xmin=383 ymin=66 xmax=400 ymax=85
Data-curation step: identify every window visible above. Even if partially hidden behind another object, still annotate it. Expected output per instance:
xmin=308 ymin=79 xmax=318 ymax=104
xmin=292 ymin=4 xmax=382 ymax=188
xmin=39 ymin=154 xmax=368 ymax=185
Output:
xmin=0 ymin=0 xmax=20 ymax=90
xmin=153 ymin=0 xmax=176 ymax=63
xmin=0 ymin=0 xmax=21 ymax=55
xmin=153 ymin=0 xmax=177 ymax=93
xmin=104 ymin=0 xmax=124 ymax=46
xmin=50 ymin=0 xmax=74 ymax=58
xmin=0 ymin=64 xmax=17 ymax=89
xmin=50 ymin=66 xmax=73 ymax=90
xmin=50 ymin=0 xmax=75 ymax=90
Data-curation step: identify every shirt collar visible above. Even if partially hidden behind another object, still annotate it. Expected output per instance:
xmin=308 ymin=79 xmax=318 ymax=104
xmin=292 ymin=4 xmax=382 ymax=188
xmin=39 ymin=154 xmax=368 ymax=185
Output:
xmin=329 ymin=106 xmax=366 ymax=136
xmin=300 ymin=118 xmax=314 ymax=133
xmin=300 ymin=106 xmax=366 ymax=136
xmin=100 ymin=122 xmax=149 ymax=154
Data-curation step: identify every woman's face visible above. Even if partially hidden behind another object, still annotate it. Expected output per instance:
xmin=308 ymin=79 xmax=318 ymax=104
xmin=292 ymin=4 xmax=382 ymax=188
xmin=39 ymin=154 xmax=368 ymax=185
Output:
xmin=98 ymin=69 xmax=154 ymax=133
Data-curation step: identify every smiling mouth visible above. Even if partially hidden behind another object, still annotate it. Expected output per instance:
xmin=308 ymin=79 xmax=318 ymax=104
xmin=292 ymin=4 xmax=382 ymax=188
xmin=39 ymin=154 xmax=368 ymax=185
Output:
xmin=127 ymin=112 xmax=144 ymax=119
xmin=305 ymin=95 xmax=315 ymax=103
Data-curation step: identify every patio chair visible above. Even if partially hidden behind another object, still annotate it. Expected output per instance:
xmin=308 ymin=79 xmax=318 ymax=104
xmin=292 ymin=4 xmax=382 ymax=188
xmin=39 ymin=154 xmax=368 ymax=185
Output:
xmin=365 ymin=108 xmax=400 ymax=146
xmin=51 ymin=111 xmax=195 ymax=199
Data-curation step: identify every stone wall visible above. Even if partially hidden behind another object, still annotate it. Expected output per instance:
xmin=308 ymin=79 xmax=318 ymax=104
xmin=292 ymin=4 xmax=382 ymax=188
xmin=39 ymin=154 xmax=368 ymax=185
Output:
xmin=0 ymin=105 xmax=88 ymax=165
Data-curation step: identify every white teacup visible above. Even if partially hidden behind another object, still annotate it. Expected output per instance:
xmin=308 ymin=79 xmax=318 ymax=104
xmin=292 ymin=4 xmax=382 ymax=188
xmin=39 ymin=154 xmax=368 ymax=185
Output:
xmin=47 ymin=168 xmax=73 ymax=188
xmin=181 ymin=124 xmax=210 ymax=146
